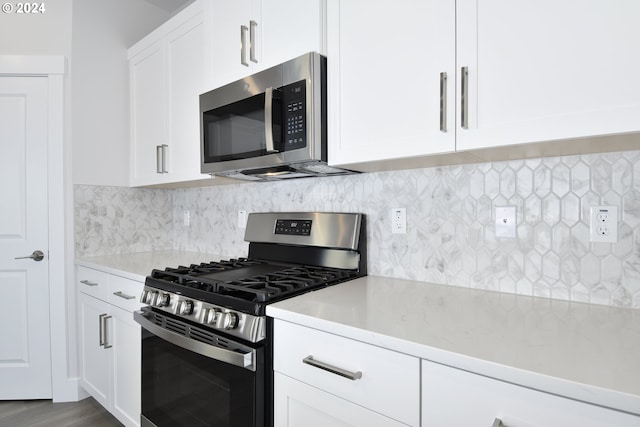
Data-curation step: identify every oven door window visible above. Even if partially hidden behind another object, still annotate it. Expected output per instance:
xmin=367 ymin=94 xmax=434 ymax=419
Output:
xmin=202 ymin=91 xmax=282 ymax=163
xmin=141 ymin=328 xmax=265 ymax=427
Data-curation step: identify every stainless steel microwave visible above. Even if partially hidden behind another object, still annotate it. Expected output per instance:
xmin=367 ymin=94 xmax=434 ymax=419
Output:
xmin=200 ymin=52 xmax=355 ymax=181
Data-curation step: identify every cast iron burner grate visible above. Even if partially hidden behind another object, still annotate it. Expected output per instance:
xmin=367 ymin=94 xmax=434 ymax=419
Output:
xmin=147 ymin=258 xmax=359 ymax=314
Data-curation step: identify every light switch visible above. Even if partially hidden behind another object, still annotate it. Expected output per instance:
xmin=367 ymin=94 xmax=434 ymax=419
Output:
xmin=495 ymin=206 xmax=517 ymax=238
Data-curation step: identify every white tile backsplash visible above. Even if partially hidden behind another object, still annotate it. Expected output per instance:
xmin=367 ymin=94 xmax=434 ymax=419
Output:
xmin=74 ymin=149 xmax=640 ymax=309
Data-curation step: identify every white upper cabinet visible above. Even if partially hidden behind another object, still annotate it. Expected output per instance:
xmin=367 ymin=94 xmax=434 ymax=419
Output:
xmin=327 ymin=0 xmax=456 ymax=168
xmin=456 ymin=0 xmax=640 ymax=151
xmin=129 ymin=0 xmax=211 ymax=187
xmin=204 ymin=0 xmax=326 ymax=90
xmin=328 ymin=0 xmax=640 ymax=169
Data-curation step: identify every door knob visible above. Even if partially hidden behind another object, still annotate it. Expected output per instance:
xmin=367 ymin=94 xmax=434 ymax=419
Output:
xmin=15 ymin=250 xmax=45 ymax=262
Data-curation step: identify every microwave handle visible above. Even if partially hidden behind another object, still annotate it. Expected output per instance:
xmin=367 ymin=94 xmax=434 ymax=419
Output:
xmin=264 ymin=87 xmax=278 ymax=153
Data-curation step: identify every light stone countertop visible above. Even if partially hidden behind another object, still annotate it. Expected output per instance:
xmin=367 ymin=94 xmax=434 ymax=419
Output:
xmin=266 ymin=276 xmax=640 ymax=416
xmin=75 ymin=250 xmax=228 ymax=282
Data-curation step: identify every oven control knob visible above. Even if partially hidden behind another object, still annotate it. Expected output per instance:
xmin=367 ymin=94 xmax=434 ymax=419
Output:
xmin=146 ymin=290 xmax=158 ymax=305
xmin=219 ymin=312 xmax=239 ymax=330
xmin=202 ymin=308 xmax=219 ymax=325
xmin=156 ymin=293 xmax=171 ymax=307
xmin=140 ymin=290 xmax=149 ymax=304
xmin=179 ymin=300 xmax=194 ymax=315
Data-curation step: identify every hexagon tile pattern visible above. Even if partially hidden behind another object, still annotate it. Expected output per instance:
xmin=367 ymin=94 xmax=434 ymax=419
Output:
xmin=75 ymin=150 xmax=640 ymax=309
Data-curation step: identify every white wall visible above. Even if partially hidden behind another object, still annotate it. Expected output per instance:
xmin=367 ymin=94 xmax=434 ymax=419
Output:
xmin=0 ymin=0 xmax=183 ymax=401
xmin=0 ymin=1 xmax=73 ymax=56
xmin=71 ymin=0 xmax=176 ymax=186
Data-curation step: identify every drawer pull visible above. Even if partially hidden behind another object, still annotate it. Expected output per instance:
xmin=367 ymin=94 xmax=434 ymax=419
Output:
xmin=492 ymin=418 xmax=505 ymax=427
xmin=113 ymin=291 xmax=136 ymax=300
xmin=80 ymin=279 xmax=98 ymax=287
xmin=303 ymin=355 xmax=362 ymax=381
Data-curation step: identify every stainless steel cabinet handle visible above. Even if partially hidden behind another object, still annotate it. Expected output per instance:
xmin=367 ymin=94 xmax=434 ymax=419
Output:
xmin=161 ymin=144 xmax=168 ymax=173
xmin=461 ymin=66 xmax=469 ymax=129
xmin=492 ymin=418 xmax=505 ymax=427
xmin=113 ymin=291 xmax=136 ymax=300
xmin=15 ymin=250 xmax=45 ymax=262
xmin=80 ymin=279 xmax=98 ymax=287
xmin=440 ymin=71 xmax=447 ymax=132
xmin=98 ymin=313 xmax=107 ymax=347
xmin=103 ymin=315 xmax=112 ymax=349
xmin=303 ymin=355 xmax=362 ymax=381
xmin=156 ymin=145 xmax=162 ymax=173
xmin=240 ymin=25 xmax=249 ymax=66
xmin=249 ymin=20 xmax=258 ymax=63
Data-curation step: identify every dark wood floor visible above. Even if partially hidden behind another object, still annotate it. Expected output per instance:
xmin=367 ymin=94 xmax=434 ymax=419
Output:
xmin=0 ymin=397 xmax=123 ymax=427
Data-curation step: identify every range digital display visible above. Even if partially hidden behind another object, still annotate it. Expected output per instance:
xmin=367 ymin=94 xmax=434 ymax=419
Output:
xmin=275 ymin=219 xmax=312 ymax=236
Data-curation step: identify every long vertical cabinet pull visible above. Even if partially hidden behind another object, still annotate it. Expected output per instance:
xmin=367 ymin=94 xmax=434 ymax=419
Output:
xmin=98 ymin=313 xmax=107 ymax=347
xmin=249 ymin=20 xmax=258 ymax=63
xmin=161 ymin=144 xmax=168 ymax=173
xmin=155 ymin=145 xmax=169 ymax=173
xmin=240 ymin=25 xmax=249 ymax=66
xmin=460 ymin=66 xmax=469 ymax=129
xmin=440 ymin=72 xmax=448 ymax=132
xmin=103 ymin=315 xmax=113 ymax=349
xmin=156 ymin=145 xmax=162 ymax=173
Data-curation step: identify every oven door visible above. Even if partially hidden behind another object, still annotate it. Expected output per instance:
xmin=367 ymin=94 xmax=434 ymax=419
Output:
xmin=134 ymin=309 xmax=265 ymax=427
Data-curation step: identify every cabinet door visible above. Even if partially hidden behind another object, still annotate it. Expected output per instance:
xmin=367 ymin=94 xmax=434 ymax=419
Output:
xmin=421 ymin=360 xmax=640 ymax=427
xmin=79 ymin=292 xmax=111 ymax=410
xmin=260 ymin=0 xmax=325 ymax=69
xmin=110 ymin=305 xmax=141 ymax=427
xmin=166 ymin=12 xmax=211 ymax=184
xmin=456 ymin=0 xmax=640 ymax=151
xmin=207 ymin=0 xmax=254 ymax=89
xmin=206 ymin=0 xmax=325 ymax=90
xmin=274 ymin=373 xmax=407 ymax=427
xmin=129 ymin=42 xmax=167 ymax=186
xmin=327 ymin=0 xmax=456 ymax=168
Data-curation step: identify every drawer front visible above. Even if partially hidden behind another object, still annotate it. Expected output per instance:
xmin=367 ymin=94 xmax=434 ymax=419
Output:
xmin=108 ymin=274 xmax=143 ymax=312
xmin=274 ymin=320 xmax=420 ymax=426
xmin=422 ymin=360 xmax=640 ymax=427
xmin=77 ymin=266 xmax=109 ymax=301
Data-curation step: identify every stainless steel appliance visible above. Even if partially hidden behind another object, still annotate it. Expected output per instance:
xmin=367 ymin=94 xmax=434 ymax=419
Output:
xmin=134 ymin=212 xmax=366 ymax=427
xmin=199 ymin=52 xmax=355 ymax=181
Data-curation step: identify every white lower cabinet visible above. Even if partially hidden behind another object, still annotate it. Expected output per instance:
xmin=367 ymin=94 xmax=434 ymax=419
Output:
xmin=77 ymin=267 xmax=142 ymax=427
xmin=273 ymin=319 xmax=420 ymax=427
xmin=274 ymin=373 xmax=407 ymax=427
xmin=421 ymin=359 xmax=640 ymax=427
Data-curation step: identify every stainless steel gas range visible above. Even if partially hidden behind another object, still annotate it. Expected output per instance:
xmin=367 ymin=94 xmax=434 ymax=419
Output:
xmin=134 ymin=212 xmax=367 ymax=427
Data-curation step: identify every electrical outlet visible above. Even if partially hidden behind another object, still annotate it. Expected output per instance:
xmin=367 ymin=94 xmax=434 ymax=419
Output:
xmin=391 ymin=208 xmax=406 ymax=234
xmin=495 ymin=206 xmax=517 ymax=238
xmin=183 ymin=210 xmax=190 ymax=227
xmin=589 ymin=205 xmax=618 ymax=243
xmin=238 ymin=210 xmax=248 ymax=229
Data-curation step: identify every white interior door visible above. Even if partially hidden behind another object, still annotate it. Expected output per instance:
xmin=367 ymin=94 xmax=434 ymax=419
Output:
xmin=0 ymin=76 xmax=52 ymax=399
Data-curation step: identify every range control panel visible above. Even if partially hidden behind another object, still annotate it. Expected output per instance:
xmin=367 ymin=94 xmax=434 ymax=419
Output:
xmin=275 ymin=219 xmax=312 ymax=236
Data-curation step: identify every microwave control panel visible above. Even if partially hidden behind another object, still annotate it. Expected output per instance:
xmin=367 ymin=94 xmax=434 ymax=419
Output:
xmin=283 ymin=80 xmax=307 ymax=150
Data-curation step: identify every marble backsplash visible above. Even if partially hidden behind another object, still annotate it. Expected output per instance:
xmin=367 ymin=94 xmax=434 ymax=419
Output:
xmin=75 ymin=150 xmax=640 ymax=309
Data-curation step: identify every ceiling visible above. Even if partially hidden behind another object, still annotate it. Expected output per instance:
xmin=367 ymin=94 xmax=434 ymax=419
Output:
xmin=144 ymin=0 xmax=193 ymax=15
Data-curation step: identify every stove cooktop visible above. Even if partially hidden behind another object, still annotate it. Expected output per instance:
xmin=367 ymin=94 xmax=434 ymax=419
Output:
xmin=146 ymin=258 xmax=359 ymax=314
xmin=140 ymin=212 xmax=366 ymax=343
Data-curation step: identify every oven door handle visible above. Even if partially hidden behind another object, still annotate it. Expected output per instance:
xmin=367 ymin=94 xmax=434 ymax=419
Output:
xmin=134 ymin=310 xmax=256 ymax=371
